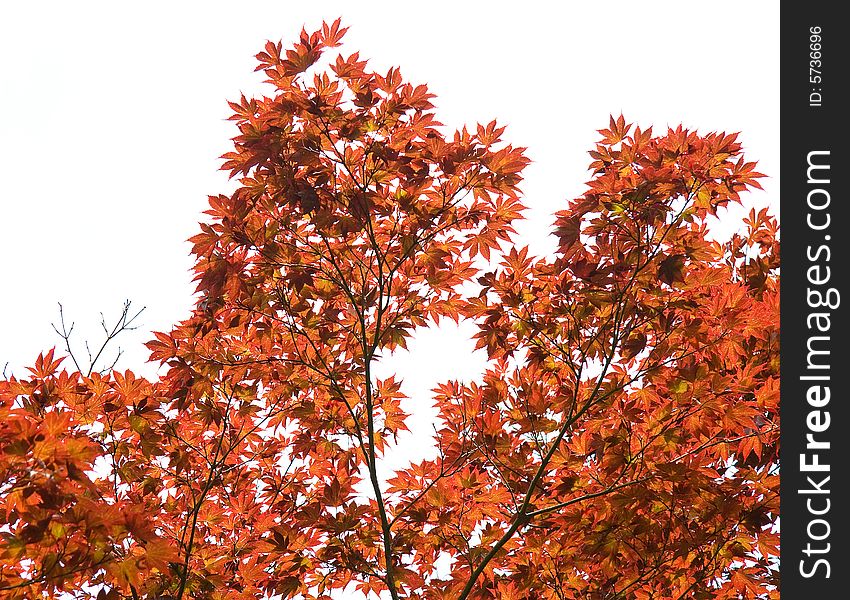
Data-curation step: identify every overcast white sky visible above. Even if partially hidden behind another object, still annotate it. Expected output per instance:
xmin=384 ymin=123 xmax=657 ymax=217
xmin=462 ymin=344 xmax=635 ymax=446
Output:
xmin=0 ymin=0 xmax=780 ymax=470
xmin=0 ymin=1 xmax=778 ymax=597
xmin=0 ymin=1 xmax=779 ymax=380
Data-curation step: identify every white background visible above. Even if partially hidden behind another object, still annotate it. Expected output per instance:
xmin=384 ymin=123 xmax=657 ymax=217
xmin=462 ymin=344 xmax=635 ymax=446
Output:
xmin=0 ymin=1 xmax=779 ymax=379
xmin=0 ymin=1 xmax=779 ymax=597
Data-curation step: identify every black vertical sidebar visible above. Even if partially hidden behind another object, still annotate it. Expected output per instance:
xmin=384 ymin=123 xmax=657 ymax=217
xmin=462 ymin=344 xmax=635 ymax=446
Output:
xmin=780 ymin=4 xmax=848 ymax=597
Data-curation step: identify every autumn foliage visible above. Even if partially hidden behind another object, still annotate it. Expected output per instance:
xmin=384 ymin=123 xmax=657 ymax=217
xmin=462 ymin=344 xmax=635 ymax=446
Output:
xmin=0 ymin=20 xmax=779 ymax=600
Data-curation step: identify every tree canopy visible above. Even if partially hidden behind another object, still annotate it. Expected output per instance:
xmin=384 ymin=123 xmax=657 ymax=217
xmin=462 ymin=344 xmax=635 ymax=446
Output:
xmin=0 ymin=20 xmax=779 ymax=600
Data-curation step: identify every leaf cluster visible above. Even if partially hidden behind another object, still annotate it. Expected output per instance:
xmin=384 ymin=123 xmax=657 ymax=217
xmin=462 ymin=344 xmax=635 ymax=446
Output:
xmin=1 ymin=23 xmax=778 ymax=600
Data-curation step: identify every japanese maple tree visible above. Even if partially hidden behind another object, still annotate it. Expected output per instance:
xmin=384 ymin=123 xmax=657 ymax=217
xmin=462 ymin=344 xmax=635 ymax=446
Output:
xmin=0 ymin=20 xmax=779 ymax=600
